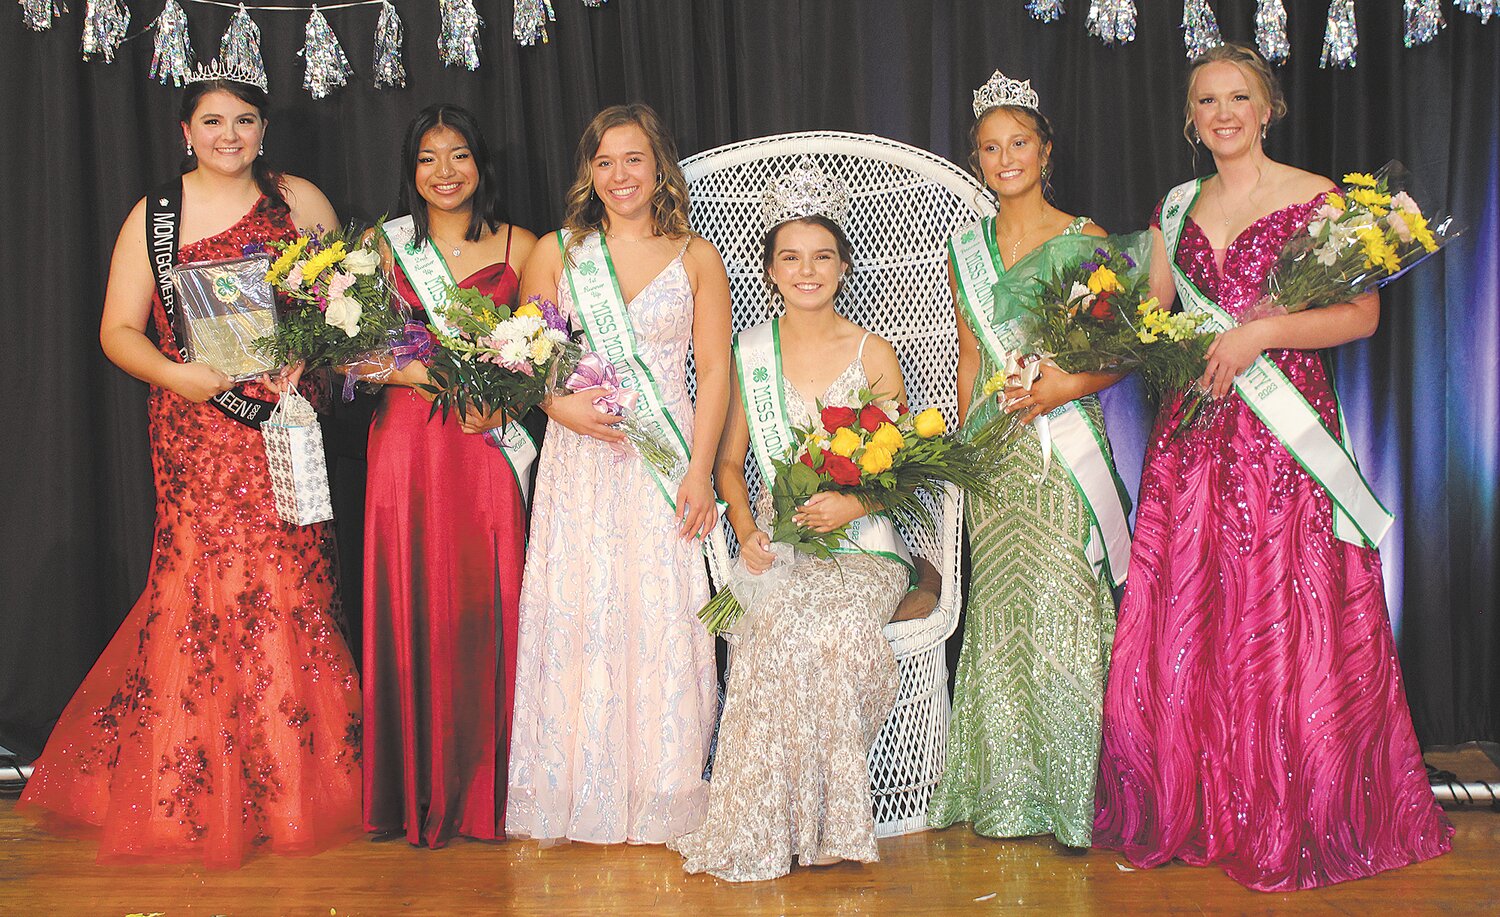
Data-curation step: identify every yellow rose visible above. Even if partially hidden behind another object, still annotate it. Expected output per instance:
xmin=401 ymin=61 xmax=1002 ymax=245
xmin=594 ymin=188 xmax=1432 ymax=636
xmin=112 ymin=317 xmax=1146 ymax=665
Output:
xmin=1087 ymin=265 xmax=1120 ymax=294
xmin=913 ymin=407 xmax=946 ymax=438
xmin=515 ymin=301 xmax=543 ymax=319
xmin=829 ymin=426 xmax=862 ymax=457
xmin=859 ymin=444 xmax=894 ymax=475
xmin=870 ymin=422 xmax=905 ymax=452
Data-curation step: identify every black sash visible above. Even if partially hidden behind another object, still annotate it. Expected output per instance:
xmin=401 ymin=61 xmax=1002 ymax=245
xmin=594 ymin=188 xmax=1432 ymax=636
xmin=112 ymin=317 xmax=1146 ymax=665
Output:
xmin=148 ymin=179 xmax=275 ymax=428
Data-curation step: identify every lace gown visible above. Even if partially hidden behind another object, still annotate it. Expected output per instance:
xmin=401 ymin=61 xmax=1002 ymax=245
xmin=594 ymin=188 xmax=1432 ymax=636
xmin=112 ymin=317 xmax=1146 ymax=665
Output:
xmin=670 ymin=345 xmax=907 ymax=882
xmin=18 ymin=197 xmax=362 ymax=867
xmin=1093 ymin=195 xmax=1453 ymax=890
xmin=361 ymin=254 xmax=527 ymax=846
xmin=928 ymin=218 xmax=1117 ymax=847
xmin=505 ymin=241 xmax=717 ymax=844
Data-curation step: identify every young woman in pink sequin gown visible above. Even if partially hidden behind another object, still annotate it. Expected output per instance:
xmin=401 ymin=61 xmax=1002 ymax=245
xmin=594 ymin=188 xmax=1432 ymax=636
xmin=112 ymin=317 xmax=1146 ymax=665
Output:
xmin=505 ymin=104 xmax=731 ymax=844
xmin=19 ymin=80 xmax=361 ymax=867
xmin=1093 ymin=45 xmax=1452 ymax=891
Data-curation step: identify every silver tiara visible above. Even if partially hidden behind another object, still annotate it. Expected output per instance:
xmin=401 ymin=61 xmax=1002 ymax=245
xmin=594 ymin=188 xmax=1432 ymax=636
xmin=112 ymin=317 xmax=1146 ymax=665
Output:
xmin=185 ymin=59 xmax=269 ymax=93
xmin=972 ymin=69 xmax=1040 ymax=118
xmin=760 ymin=158 xmax=851 ymax=235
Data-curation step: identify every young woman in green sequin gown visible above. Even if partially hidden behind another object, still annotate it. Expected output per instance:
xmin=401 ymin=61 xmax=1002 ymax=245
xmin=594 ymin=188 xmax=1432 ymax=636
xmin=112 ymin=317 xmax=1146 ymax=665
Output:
xmin=927 ymin=83 xmax=1124 ymax=847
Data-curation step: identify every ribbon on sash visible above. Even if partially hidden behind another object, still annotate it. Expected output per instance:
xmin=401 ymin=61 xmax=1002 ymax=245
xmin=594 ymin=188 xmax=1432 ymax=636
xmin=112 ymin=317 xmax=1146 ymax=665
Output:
xmin=148 ymin=179 xmax=276 ymax=428
xmin=382 ymin=214 xmax=538 ymax=502
xmin=1158 ymin=180 xmax=1393 ymax=547
xmin=558 ymin=230 xmax=697 ymax=513
xmin=734 ymin=319 xmax=916 ymax=578
xmin=948 ymin=218 xmax=1132 ymax=586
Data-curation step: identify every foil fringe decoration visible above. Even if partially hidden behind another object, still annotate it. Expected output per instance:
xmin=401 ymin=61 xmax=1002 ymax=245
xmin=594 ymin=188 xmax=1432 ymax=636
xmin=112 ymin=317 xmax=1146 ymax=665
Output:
xmin=1086 ymin=0 xmax=1137 ymax=45
xmin=1453 ymin=1 xmax=1497 ymax=24
xmin=1182 ymin=0 xmax=1223 ymax=59
xmin=1255 ymin=0 xmax=1290 ymax=63
xmin=373 ymin=0 xmax=406 ymax=89
xmin=218 ymin=4 xmax=267 ymax=90
xmin=81 ymin=0 xmax=129 ymax=61
xmin=1320 ymin=0 xmax=1358 ymax=70
xmin=514 ymin=0 xmax=556 ymax=44
xmin=20 ymin=0 xmax=65 ymax=32
xmin=439 ymin=0 xmax=482 ymax=69
xmin=581 ymin=0 xmax=606 ymax=7
xmin=1026 ymin=0 xmax=1063 ymax=23
xmin=150 ymin=0 xmax=195 ymax=86
xmin=1403 ymin=0 xmax=1445 ymax=47
xmin=300 ymin=5 xmax=354 ymax=99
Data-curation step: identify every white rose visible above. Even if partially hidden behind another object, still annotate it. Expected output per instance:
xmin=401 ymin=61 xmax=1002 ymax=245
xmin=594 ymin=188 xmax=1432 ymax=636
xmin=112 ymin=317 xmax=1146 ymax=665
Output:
xmin=343 ymin=248 xmax=380 ymax=275
xmin=325 ymin=294 xmax=363 ymax=338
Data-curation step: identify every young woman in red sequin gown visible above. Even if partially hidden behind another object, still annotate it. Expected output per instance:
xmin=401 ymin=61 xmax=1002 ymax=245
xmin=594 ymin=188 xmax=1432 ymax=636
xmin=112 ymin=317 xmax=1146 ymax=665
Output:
xmin=359 ymin=104 xmax=537 ymax=846
xmin=1092 ymin=45 xmax=1452 ymax=891
xmin=18 ymin=80 xmax=362 ymax=868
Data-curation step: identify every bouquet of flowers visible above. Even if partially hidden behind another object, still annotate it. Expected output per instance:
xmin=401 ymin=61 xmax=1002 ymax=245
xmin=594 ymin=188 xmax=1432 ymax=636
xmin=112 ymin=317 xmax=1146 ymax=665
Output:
xmin=698 ymin=389 xmax=999 ymax=635
xmin=968 ymin=233 xmax=1213 ymax=456
xmin=253 ymin=224 xmax=408 ymax=378
xmin=423 ymin=292 xmax=685 ymax=480
xmin=1174 ymin=161 xmax=1459 ymax=431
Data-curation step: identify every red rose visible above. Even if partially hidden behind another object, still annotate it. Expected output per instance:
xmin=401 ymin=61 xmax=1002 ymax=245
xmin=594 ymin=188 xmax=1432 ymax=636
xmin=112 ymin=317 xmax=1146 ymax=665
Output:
xmin=1088 ymin=292 xmax=1115 ymax=321
xmin=799 ymin=450 xmax=818 ymax=469
xmin=858 ymin=404 xmax=888 ymax=432
xmin=821 ymin=405 xmax=858 ymax=431
xmin=820 ymin=453 xmax=862 ymax=486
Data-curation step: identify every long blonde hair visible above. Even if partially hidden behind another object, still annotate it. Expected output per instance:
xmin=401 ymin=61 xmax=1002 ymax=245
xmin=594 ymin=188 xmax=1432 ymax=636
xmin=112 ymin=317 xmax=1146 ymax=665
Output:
xmin=561 ymin=103 xmax=692 ymax=258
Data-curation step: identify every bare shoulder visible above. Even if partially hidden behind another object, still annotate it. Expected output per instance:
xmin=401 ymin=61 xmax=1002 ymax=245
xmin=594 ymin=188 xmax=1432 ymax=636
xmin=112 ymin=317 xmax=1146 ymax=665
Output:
xmin=684 ymin=234 xmax=727 ymax=270
xmin=1080 ymin=220 xmax=1109 ymax=238
xmin=1278 ymin=165 xmax=1337 ymax=204
xmin=281 ymin=174 xmax=338 ymax=228
xmin=118 ymin=195 xmax=149 ymax=243
xmin=858 ymin=330 xmax=905 ymax=386
xmin=525 ymin=231 xmax=564 ymax=272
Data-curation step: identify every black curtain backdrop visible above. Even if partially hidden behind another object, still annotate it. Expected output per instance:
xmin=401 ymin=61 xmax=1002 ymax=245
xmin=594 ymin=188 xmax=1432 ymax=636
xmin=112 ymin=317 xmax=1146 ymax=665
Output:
xmin=2 ymin=1 xmax=1496 ymax=760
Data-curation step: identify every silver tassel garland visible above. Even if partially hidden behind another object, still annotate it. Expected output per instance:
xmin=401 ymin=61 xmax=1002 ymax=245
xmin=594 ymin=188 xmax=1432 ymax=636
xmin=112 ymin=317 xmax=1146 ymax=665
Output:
xmin=20 ymin=0 xmax=65 ymax=32
xmin=1453 ymin=1 xmax=1497 ymax=24
xmin=581 ymin=0 xmax=606 ymax=7
xmin=373 ymin=0 xmax=406 ymax=89
xmin=1182 ymin=0 xmax=1223 ymax=59
xmin=219 ymin=4 xmax=266 ymax=89
xmin=1403 ymin=0 xmax=1445 ymax=46
xmin=439 ymin=0 xmax=482 ymax=69
xmin=1255 ymin=0 xmax=1290 ymax=63
xmin=150 ymin=0 xmax=194 ymax=86
xmin=1026 ymin=0 xmax=1064 ymax=23
xmin=300 ymin=6 xmax=354 ymax=99
xmin=514 ymin=0 xmax=556 ymax=44
xmin=81 ymin=0 xmax=129 ymax=61
xmin=1086 ymin=0 xmax=1137 ymax=45
xmin=1320 ymin=0 xmax=1358 ymax=70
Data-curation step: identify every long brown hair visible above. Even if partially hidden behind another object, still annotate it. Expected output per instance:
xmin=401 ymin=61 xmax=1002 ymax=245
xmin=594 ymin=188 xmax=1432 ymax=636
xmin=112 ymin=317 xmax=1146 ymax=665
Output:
xmin=179 ymin=79 xmax=288 ymax=216
xmin=968 ymin=104 xmax=1056 ymax=202
xmin=561 ymin=103 xmax=692 ymax=258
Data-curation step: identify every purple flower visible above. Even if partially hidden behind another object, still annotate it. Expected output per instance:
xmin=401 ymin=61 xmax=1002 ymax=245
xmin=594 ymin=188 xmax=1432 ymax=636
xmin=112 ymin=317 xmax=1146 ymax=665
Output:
xmin=1122 ymin=252 xmax=1137 ymax=269
xmin=533 ymin=296 xmax=568 ymax=332
xmin=242 ymin=241 xmax=267 ymax=256
xmin=1082 ymin=261 xmax=1099 ymax=273
xmin=1095 ymin=247 xmax=1109 ymax=260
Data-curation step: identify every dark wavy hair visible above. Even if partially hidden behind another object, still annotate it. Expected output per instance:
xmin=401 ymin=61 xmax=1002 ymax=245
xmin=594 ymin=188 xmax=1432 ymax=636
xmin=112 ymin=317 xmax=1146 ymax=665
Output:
xmin=397 ymin=103 xmax=505 ymax=245
xmin=179 ymin=80 xmax=288 ymax=215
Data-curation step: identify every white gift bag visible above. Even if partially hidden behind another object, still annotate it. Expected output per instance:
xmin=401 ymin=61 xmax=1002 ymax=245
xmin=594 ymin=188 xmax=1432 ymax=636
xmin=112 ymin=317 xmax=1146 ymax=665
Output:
xmin=261 ymin=389 xmax=334 ymax=526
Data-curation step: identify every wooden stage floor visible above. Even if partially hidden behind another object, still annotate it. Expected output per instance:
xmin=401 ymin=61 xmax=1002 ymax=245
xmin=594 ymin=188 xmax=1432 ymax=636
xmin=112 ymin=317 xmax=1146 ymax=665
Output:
xmin=3 ymin=748 xmax=1496 ymax=916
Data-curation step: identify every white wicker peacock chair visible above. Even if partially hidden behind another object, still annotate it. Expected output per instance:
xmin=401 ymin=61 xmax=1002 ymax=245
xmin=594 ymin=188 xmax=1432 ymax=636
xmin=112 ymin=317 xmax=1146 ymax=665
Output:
xmin=682 ymin=131 xmax=995 ymax=837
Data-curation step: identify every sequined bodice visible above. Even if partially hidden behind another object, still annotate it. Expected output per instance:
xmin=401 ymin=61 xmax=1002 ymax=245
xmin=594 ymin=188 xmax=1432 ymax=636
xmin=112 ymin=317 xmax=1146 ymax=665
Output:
xmin=1176 ymin=195 xmax=1326 ymax=320
xmin=784 ymin=349 xmax=869 ymax=423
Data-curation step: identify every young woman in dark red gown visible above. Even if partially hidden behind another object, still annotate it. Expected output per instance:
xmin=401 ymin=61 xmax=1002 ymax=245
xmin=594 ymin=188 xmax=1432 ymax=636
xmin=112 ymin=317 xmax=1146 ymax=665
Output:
xmin=360 ymin=104 xmax=538 ymax=847
xmin=19 ymin=78 xmax=362 ymax=868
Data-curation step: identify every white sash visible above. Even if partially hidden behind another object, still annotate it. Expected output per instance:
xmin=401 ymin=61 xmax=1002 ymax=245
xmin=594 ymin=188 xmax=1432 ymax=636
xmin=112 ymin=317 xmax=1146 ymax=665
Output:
xmin=949 ymin=218 xmax=1132 ymax=586
xmin=382 ymin=214 xmax=538 ymax=501
xmin=559 ymin=230 xmax=695 ymax=512
xmin=1158 ymin=180 xmax=1393 ymax=547
xmin=735 ymin=320 xmax=915 ymax=576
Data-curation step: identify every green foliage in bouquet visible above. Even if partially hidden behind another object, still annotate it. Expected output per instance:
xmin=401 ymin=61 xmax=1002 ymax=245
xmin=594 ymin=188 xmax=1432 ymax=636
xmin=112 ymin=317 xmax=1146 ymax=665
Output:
xmin=256 ymin=223 xmax=406 ymax=370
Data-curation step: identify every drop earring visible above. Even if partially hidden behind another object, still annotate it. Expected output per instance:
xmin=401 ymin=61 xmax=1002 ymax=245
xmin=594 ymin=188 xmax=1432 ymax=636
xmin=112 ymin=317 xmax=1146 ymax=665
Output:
xmin=185 ymin=141 xmax=194 ymax=156
xmin=1192 ymin=126 xmax=1201 ymax=144
xmin=1260 ymin=123 xmax=1268 ymax=140
xmin=258 ymin=143 xmax=265 ymax=156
